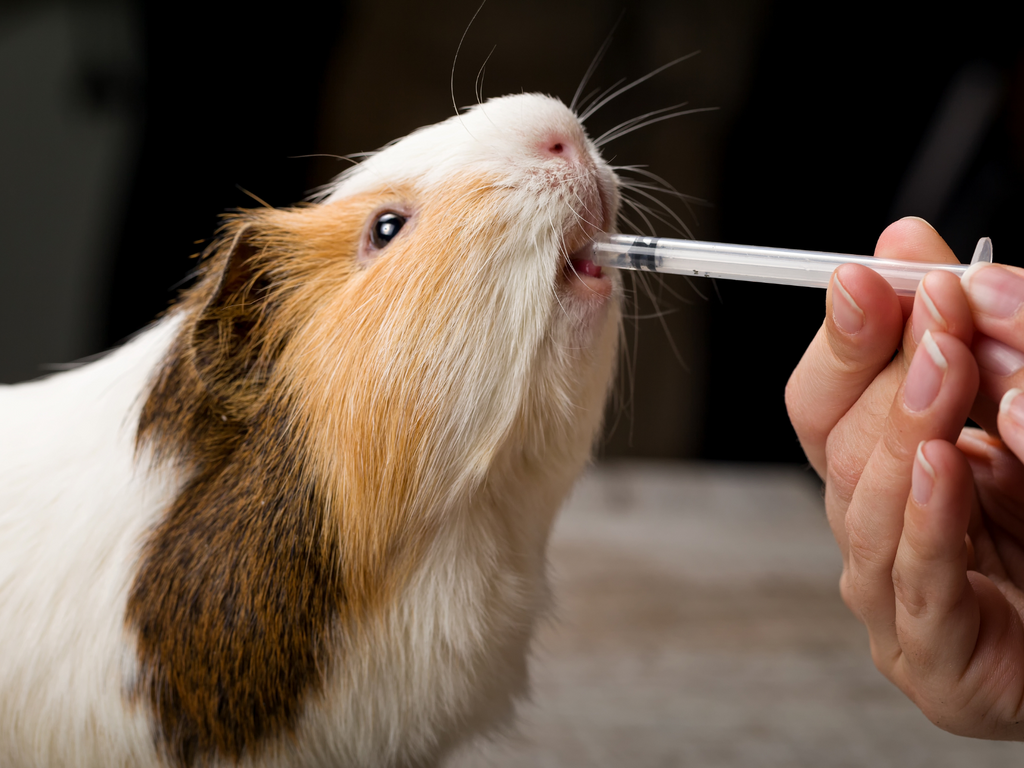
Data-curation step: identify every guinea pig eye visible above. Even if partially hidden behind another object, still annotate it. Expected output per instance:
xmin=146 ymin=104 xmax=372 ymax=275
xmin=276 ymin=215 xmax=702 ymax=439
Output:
xmin=370 ymin=212 xmax=406 ymax=248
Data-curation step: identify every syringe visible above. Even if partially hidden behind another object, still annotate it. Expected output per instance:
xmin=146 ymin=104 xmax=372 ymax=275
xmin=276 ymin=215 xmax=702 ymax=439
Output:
xmin=591 ymin=234 xmax=994 ymax=296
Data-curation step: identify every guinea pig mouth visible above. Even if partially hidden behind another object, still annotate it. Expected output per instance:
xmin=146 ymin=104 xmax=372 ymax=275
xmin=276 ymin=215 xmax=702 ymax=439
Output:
xmin=560 ymin=241 xmax=611 ymax=298
xmin=565 ymin=243 xmax=603 ymax=279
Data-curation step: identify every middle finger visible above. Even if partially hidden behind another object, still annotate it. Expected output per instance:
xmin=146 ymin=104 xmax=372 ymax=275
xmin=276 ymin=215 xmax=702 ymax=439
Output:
xmin=826 ymin=270 xmax=974 ymax=562
xmin=843 ymin=330 xmax=978 ymax=668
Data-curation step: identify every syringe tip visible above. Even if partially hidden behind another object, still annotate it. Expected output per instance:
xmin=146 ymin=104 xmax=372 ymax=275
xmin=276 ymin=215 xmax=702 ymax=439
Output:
xmin=971 ymin=237 xmax=993 ymax=265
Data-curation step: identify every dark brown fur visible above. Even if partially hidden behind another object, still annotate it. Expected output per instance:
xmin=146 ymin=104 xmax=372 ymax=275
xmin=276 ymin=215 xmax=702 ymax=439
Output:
xmin=126 ymin=184 xmax=476 ymax=765
xmin=127 ymin=217 xmax=345 ymax=766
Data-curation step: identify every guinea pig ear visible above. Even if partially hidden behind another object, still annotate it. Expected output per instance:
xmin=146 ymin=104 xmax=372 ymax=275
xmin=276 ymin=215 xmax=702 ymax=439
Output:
xmin=190 ymin=223 xmax=277 ymax=419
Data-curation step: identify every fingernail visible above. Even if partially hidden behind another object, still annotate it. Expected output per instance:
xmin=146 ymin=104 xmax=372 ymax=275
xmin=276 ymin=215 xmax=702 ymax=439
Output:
xmin=832 ymin=271 xmax=865 ymax=334
xmin=901 ymin=215 xmax=936 ymax=231
xmin=912 ymin=441 xmax=936 ymax=505
xmin=905 ymin=330 xmax=948 ymax=412
xmin=957 ymin=427 xmax=1001 ymax=459
xmin=999 ymin=388 xmax=1024 ymax=430
xmin=975 ymin=335 xmax=1024 ymax=377
xmin=962 ymin=263 xmax=1024 ymax=319
xmin=911 ymin=276 xmax=947 ymax=344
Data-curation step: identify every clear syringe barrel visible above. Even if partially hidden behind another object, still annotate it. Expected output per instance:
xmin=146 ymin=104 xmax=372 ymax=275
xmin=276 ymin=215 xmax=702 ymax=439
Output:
xmin=591 ymin=234 xmax=992 ymax=296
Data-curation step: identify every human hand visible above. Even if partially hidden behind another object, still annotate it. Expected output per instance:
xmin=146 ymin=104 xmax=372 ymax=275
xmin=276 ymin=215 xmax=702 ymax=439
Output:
xmin=787 ymin=218 xmax=1024 ymax=739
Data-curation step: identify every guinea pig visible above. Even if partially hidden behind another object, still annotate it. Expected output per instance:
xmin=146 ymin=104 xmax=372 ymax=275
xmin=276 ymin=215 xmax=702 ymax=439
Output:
xmin=0 ymin=93 xmax=621 ymax=768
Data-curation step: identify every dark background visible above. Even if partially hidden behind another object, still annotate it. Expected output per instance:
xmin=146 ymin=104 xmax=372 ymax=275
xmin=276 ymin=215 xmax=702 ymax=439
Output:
xmin=1 ymin=0 xmax=1022 ymax=464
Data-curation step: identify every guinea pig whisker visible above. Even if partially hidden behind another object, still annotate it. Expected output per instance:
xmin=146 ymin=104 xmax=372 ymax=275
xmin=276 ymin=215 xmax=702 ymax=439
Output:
xmin=632 ymin=269 xmax=689 ymax=371
xmin=613 ymin=166 xmax=694 ymax=207
xmin=619 ymin=197 xmax=658 ymax=237
xmin=570 ymin=10 xmax=625 ymax=114
xmin=565 ymin=190 xmax=604 ymax=232
xmin=289 ymin=152 xmax=357 ymax=163
xmin=578 ymin=52 xmax=701 ymax=124
xmin=647 ymin=272 xmax=696 ymax=306
xmin=614 ymin=165 xmax=711 ymax=230
xmin=615 ymin=211 xmax=649 ymax=240
xmin=620 ymin=184 xmax=702 ymax=229
xmin=448 ymin=0 xmax=487 ymax=139
xmin=574 ymin=87 xmax=602 ymax=116
xmin=625 ymin=307 xmax=683 ymax=320
xmin=578 ymin=77 xmax=626 ymax=123
xmin=614 ymin=175 xmax=703 ymax=205
xmin=551 ymin=272 xmax=574 ymax=326
xmin=555 ymin=226 xmax=592 ymax=310
xmin=474 ymin=44 xmax=498 ymax=106
xmin=619 ymin=186 xmax=692 ymax=238
xmin=593 ymin=103 xmax=690 ymax=145
xmin=595 ymin=106 xmax=719 ymax=147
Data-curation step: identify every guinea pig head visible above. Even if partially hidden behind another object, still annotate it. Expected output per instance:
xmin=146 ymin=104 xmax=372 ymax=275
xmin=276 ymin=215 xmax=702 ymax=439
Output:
xmin=304 ymin=92 xmax=624 ymax=556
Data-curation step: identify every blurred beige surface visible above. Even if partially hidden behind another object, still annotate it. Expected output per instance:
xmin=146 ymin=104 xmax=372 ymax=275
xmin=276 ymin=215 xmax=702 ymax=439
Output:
xmin=450 ymin=462 xmax=1024 ymax=767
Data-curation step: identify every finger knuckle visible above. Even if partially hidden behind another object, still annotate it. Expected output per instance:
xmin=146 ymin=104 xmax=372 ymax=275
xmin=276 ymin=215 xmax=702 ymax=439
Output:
xmin=897 ymin=631 xmax=940 ymax=673
xmin=891 ymin=564 xmax=929 ymax=620
xmin=823 ymin=326 xmax=882 ymax=377
xmin=867 ymin=637 xmax=900 ymax=683
xmin=878 ymin=426 xmax=916 ymax=470
xmin=844 ymin=515 xmax=885 ymax=571
xmin=784 ymin=374 xmax=824 ymax=444
xmin=838 ymin=570 xmax=861 ymax=617
xmin=825 ymin=432 xmax=861 ymax=506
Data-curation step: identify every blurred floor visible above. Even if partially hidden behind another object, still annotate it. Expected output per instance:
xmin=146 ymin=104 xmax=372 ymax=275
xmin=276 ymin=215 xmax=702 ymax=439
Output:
xmin=449 ymin=462 xmax=1024 ymax=767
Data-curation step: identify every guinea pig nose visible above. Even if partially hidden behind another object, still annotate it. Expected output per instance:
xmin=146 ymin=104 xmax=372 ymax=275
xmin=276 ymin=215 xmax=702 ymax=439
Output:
xmin=540 ymin=134 xmax=580 ymax=163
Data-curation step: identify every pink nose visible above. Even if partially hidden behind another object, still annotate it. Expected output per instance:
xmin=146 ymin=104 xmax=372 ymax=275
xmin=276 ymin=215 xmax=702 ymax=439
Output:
xmin=540 ymin=134 xmax=581 ymax=163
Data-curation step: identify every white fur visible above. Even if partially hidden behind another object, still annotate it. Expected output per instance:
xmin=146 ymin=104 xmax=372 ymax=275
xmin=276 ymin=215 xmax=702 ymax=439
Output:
xmin=280 ymin=281 xmax=621 ymax=767
xmin=0 ymin=94 xmax=620 ymax=767
xmin=0 ymin=320 xmax=180 ymax=767
xmin=322 ymin=94 xmax=610 ymax=205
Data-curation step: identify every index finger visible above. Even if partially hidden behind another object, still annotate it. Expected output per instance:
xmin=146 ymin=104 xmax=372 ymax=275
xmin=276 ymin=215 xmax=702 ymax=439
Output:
xmin=786 ymin=263 xmax=903 ymax=476
xmin=786 ymin=218 xmax=960 ymax=477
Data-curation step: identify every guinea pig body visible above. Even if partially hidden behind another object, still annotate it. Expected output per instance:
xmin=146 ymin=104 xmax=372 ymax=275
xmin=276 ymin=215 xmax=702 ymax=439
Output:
xmin=0 ymin=93 xmax=621 ymax=768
